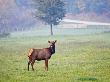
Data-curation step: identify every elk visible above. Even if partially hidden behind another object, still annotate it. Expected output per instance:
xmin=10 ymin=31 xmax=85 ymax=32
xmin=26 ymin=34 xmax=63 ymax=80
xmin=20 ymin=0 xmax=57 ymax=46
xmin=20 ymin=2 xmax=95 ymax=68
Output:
xmin=28 ymin=40 xmax=57 ymax=71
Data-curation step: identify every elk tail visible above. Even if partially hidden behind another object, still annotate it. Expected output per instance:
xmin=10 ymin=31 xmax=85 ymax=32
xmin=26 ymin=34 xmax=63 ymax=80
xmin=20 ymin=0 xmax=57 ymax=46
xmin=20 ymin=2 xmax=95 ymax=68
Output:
xmin=28 ymin=48 xmax=34 ymax=57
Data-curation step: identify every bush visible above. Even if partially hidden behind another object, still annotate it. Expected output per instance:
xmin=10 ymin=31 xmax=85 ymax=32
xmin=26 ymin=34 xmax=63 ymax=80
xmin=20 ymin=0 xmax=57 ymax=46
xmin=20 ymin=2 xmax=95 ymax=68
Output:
xmin=0 ymin=32 xmax=10 ymax=38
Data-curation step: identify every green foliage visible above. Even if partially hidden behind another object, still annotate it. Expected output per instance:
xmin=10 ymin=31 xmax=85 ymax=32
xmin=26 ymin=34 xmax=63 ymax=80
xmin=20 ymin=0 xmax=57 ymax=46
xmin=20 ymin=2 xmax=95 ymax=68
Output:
xmin=0 ymin=32 xmax=10 ymax=38
xmin=33 ymin=0 xmax=66 ymax=25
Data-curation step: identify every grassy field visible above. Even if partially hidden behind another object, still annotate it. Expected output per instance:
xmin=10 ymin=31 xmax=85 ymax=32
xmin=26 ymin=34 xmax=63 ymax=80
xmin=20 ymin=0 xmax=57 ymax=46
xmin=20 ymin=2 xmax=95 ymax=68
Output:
xmin=0 ymin=28 xmax=110 ymax=82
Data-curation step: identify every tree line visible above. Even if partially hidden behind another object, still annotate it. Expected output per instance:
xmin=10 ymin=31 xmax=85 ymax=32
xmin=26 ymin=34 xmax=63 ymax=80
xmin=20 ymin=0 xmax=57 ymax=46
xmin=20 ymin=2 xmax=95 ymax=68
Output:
xmin=65 ymin=0 xmax=110 ymax=15
xmin=0 ymin=0 xmax=66 ymax=36
xmin=0 ymin=0 xmax=110 ymax=37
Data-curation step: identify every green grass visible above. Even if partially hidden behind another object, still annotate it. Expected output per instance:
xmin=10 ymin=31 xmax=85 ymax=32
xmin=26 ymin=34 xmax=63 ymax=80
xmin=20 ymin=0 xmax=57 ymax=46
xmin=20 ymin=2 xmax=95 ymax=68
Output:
xmin=0 ymin=30 xmax=110 ymax=82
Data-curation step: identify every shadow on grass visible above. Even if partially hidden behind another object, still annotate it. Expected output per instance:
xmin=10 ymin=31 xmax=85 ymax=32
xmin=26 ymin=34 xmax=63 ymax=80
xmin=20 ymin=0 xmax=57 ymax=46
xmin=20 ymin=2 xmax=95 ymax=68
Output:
xmin=78 ymin=77 xmax=98 ymax=81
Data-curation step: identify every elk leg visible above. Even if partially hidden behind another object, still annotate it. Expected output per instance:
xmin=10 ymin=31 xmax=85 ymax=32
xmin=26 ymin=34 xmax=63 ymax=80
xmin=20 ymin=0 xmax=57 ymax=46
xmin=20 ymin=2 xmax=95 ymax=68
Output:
xmin=28 ymin=61 xmax=31 ymax=71
xmin=31 ymin=60 xmax=35 ymax=71
xmin=45 ymin=59 xmax=48 ymax=71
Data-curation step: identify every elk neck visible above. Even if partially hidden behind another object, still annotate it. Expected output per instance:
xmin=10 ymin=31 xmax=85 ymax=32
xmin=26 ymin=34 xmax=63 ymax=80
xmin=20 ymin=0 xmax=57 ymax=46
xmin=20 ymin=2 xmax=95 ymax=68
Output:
xmin=49 ymin=45 xmax=55 ymax=54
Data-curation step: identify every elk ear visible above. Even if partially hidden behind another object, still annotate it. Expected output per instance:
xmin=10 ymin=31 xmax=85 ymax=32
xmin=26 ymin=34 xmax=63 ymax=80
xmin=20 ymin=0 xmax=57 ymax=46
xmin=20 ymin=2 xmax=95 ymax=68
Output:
xmin=54 ymin=40 xmax=57 ymax=43
xmin=48 ymin=41 xmax=50 ymax=43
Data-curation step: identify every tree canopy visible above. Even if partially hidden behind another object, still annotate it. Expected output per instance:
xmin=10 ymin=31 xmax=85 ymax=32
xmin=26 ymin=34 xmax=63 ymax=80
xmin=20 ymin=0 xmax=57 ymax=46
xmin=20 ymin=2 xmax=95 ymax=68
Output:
xmin=34 ymin=0 xmax=65 ymax=25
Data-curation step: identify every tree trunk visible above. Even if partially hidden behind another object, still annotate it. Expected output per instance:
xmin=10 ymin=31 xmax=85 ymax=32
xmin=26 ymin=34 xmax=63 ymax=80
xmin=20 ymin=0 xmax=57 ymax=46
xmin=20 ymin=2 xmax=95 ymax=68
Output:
xmin=50 ymin=24 xmax=53 ymax=35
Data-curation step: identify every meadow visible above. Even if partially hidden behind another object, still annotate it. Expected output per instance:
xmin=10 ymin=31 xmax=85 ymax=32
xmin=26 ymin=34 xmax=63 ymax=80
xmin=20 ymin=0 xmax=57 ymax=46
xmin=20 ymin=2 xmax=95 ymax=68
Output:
xmin=0 ymin=28 xmax=110 ymax=82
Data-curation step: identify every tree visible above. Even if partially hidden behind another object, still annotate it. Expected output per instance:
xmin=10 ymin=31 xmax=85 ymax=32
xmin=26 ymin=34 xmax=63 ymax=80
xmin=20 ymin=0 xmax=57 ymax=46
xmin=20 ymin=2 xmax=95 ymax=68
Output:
xmin=33 ymin=0 xmax=66 ymax=35
xmin=0 ymin=14 xmax=10 ymax=37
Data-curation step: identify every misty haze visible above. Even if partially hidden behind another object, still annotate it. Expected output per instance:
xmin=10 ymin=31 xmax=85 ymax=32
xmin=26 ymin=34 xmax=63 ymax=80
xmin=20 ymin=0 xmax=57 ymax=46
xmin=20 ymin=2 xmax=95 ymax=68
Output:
xmin=0 ymin=0 xmax=110 ymax=82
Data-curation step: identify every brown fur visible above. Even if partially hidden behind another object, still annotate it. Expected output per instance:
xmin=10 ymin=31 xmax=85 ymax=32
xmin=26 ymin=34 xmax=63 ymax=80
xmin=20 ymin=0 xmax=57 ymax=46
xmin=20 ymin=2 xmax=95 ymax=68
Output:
xmin=28 ymin=40 xmax=57 ymax=71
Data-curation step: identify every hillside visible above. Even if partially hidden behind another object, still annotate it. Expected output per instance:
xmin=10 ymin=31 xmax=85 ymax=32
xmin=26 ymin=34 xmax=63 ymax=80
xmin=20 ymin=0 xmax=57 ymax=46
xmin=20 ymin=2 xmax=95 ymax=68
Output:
xmin=64 ymin=0 xmax=110 ymax=23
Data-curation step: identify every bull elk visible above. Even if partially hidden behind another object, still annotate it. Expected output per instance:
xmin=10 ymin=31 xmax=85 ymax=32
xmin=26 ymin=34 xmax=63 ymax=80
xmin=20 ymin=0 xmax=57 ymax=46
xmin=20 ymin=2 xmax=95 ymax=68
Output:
xmin=28 ymin=40 xmax=57 ymax=71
